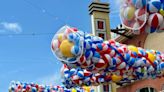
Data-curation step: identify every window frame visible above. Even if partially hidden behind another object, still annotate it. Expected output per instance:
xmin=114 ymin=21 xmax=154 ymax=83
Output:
xmin=136 ymin=87 xmax=157 ymax=92
xmin=96 ymin=31 xmax=107 ymax=40
xmin=96 ymin=19 xmax=106 ymax=31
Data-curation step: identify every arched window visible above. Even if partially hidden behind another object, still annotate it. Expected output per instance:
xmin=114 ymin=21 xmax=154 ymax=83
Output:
xmin=136 ymin=87 xmax=156 ymax=92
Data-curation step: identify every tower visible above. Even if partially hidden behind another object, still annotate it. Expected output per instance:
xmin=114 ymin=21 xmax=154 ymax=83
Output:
xmin=88 ymin=0 xmax=116 ymax=92
xmin=89 ymin=0 xmax=111 ymax=40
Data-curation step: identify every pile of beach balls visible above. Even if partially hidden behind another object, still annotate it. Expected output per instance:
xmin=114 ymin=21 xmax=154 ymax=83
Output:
xmin=51 ymin=26 xmax=164 ymax=87
xmin=120 ymin=0 xmax=164 ymax=34
xmin=9 ymin=81 xmax=94 ymax=92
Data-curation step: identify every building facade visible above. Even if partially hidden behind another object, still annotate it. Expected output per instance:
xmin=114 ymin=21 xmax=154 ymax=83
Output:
xmin=117 ymin=32 xmax=164 ymax=92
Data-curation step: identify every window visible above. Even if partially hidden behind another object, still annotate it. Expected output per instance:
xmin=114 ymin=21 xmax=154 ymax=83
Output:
xmin=98 ymin=21 xmax=104 ymax=29
xmin=97 ymin=32 xmax=106 ymax=40
xmin=136 ymin=87 xmax=156 ymax=92
xmin=96 ymin=19 xmax=106 ymax=31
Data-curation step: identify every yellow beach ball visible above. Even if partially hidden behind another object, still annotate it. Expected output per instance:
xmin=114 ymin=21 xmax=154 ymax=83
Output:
xmin=128 ymin=45 xmax=138 ymax=54
xmin=147 ymin=52 xmax=156 ymax=63
xmin=111 ymin=74 xmax=122 ymax=82
xmin=57 ymin=33 xmax=64 ymax=42
xmin=72 ymin=88 xmax=77 ymax=92
xmin=124 ymin=6 xmax=136 ymax=21
xmin=83 ymin=86 xmax=90 ymax=92
xmin=160 ymin=9 xmax=164 ymax=16
xmin=59 ymin=39 xmax=74 ymax=57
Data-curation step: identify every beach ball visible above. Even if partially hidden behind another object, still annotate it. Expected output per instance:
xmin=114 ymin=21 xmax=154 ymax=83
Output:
xmin=120 ymin=8 xmax=126 ymax=19
xmin=85 ymin=50 xmax=93 ymax=59
xmin=84 ymin=77 xmax=91 ymax=83
xmin=92 ymin=36 xmax=103 ymax=43
xmin=67 ymin=32 xmax=78 ymax=42
xmin=51 ymin=40 xmax=60 ymax=51
xmin=148 ymin=13 xmax=164 ymax=29
xmin=72 ymin=88 xmax=77 ymax=92
xmin=131 ymin=0 xmax=147 ymax=9
xmin=92 ymin=51 xmax=101 ymax=63
xmin=79 ymin=56 xmax=86 ymax=64
xmin=67 ymin=57 xmax=77 ymax=63
xmin=157 ymin=21 xmax=164 ymax=32
xmin=160 ymin=9 xmax=164 ymax=16
xmin=83 ymin=86 xmax=91 ymax=92
xmin=84 ymin=70 xmax=92 ymax=77
xmin=128 ymin=45 xmax=139 ymax=54
xmin=147 ymin=52 xmax=156 ymax=63
xmin=117 ymin=62 xmax=126 ymax=70
xmin=147 ymin=0 xmax=162 ymax=13
xmin=110 ymin=49 xmax=116 ymax=57
xmin=95 ymin=59 xmax=107 ymax=70
xmin=104 ymin=54 xmax=111 ymax=63
xmin=102 ymin=43 xmax=109 ymax=51
xmin=59 ymin=39 xmax=74 ymax=57
xmin=147 ymin=66 xmax=155 ymax=73
xmin=57 ymin=33 xmax=65 ymax=42
xmin=124 ymin=6 xmax=136 ymax=21
xmin=135 ymin=8 xmax=148 ymax=24
xmin=71 ymin=45 xmax=81 ymax=56
xmin=109 ymin=58 xmax=117 ymax=67
xmin=72 ymin=75 xmax=81 ymax=84
xmin=70 ymin=68 xmax=77 ymax=76
xmin=131 ymin=22 xmax=141 ymax=33
xmin=145 ymin=25 xmax=157 ymax=33
xmin=84 ymin=39 xmax=92 ymax=49
xmin=64 ymin=67 xmax=70 ymax=74
xmin=77 ymin=71 xmax=84 ymax=79
xmin=81 ymin=60 xmax=91 ymax=68
xmin=111 ymin=75 xmax=122 ymax=82
xmin=124 ymin=53 xmax=131 ymax=61
xmin=64 ymin=27 xmax=73 ymax=36
xmin=159 ymin=62 xmax=164 ymax=70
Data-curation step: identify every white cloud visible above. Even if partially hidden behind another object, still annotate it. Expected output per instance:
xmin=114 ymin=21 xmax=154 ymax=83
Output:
xmin=0 ymin=22 xmax=22 ymax=33
xmin=36 ymin=73 xmax=62 ymax=85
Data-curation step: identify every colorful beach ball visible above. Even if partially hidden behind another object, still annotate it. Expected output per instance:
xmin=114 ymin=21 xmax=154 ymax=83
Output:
xmin=135 ymin=8 xmax=148 ymax=25
xmin=131 ymin=22 xmax=141 ymax=34
xmin=95 ymin=59 xmax=107 ymax=70
xmin=148 ymin=13 xmax=164 ymax=29
xmin=145 ymin=25 xmax=157 ymax=33
xmin=51 ymin=40 xmax=60 ymax=51
xmin=156 ymin=21 xmax=164 ymax=32
xmin=131 ymin=0 xmax=147 ymax=9
xmin=71 ymin=75 xmax=80 ymax=84
xmin=147 ymin=0 xmax=162 ymax=13
xmin=124 ymin=6 xmax=136 ymax=21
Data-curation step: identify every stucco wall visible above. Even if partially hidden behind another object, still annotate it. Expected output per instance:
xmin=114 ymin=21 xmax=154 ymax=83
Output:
xmin=122 ymin=32 xmax=148 ymax=48
xmin=117 ymin=78 xmax=164 ymax=92
xmin=117 ymin=32 xmax=164 ymax=92
xmin=144 ymin=32 xmax=164 ymax=52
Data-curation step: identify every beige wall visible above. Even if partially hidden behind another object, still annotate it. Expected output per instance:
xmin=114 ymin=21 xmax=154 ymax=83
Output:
xmin=144 ymin=32 xmax=164 ymax=52
xmin=92 ymin=11 xmax=111 ymax=40
xmin=117 ymin=78 xmax=164 ymax=92
xmin=117 ymin=32 xmax=164 ymax=92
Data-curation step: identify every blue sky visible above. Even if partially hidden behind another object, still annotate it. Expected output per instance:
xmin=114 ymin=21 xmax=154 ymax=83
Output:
xmin=0 ymin=0 xmax=121 ymax=91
